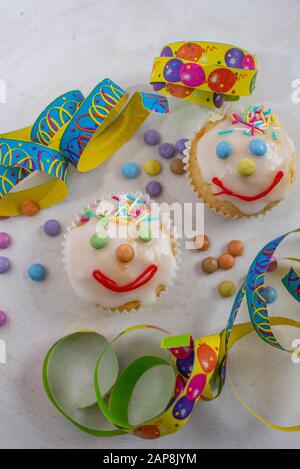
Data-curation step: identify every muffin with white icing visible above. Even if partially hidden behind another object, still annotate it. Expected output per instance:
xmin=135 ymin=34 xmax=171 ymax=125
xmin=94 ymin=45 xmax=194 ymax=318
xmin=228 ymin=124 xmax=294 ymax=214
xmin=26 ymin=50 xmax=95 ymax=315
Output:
xmin=64 ymin=193 xmax=179 ymax=312
xmin=185 ymin=105 xmax=296 ymax=218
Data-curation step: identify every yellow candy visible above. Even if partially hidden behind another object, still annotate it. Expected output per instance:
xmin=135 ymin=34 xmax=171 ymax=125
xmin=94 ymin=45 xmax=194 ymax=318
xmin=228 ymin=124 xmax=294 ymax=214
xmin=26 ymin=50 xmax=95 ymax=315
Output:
xmin=144 ymin=159 xmax=161 ymax=176
xmin=237 ymin=158 xmax=256 ymax=177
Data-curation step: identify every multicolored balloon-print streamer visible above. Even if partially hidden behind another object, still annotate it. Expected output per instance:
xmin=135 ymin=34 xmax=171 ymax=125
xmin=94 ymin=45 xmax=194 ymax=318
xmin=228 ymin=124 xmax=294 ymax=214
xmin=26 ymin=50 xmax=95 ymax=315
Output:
xmin=43 ymin=229 xmax=300 ymax=439
xmin=150 ymin=42 xmax=258 ymax=108
xmin=0 ymin=80 xmax=169 ymax=216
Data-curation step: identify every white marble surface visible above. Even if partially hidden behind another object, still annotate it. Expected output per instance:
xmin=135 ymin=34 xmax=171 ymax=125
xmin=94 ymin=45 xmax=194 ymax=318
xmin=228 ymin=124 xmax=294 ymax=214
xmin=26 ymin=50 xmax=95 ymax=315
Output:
xmin=0 ymin=0 xmax=300 ymax=449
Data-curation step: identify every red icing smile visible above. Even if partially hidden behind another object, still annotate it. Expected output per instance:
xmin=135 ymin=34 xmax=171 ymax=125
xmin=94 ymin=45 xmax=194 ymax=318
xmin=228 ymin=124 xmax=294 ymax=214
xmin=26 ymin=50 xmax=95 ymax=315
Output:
xmin=93 ymin=264 xmax=158 ymax=293
xmin=212 ymin=171 xmax=284 ymax=202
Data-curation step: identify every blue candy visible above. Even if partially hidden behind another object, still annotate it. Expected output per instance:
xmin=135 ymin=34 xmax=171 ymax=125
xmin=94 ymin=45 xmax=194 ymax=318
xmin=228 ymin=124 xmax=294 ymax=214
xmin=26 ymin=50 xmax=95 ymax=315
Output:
xmin=265 ymin=286 xmax=277 ymax=304
xmin=216 ymin=141 xmax=232 ymax=159
xmin=249 ymin=139 xmax=267 ymax=156
xmin=28 ymin=263 xmax=46 ymax=281
xmin=121 ymin=162 xmax=140 ymax=179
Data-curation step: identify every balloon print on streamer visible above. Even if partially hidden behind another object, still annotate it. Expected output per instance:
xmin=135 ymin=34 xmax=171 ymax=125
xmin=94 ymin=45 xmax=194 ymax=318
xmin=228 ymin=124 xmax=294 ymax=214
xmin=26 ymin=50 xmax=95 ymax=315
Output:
xmin=176 ymin=42 xmax=204 ymax=62
xmin=179 ymin=63 xmax=206 ymax=87
xmin=207 ymin=68 xmax=237 ymax=93
xmin=163 ymin=59 xmax=183 ymax=82
xmin=224 ymin=48 xmax=245 ymax=68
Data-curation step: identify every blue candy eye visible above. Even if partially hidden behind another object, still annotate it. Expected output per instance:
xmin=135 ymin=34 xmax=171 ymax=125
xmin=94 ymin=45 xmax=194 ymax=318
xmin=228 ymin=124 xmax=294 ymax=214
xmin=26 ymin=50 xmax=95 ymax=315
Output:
xmin=216 ymin=141 xmax=232 ymax=159
xmin=249 ymin=139 xmax=267 ymax=156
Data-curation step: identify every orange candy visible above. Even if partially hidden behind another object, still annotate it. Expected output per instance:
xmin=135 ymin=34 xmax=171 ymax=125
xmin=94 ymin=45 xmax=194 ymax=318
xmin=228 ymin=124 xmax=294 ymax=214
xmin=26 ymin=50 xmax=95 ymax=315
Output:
xmin=218 ymin=253 xmax=235 ymax=270
xmin=20 ymin=200 xmax=40 ymax=217
xmin=195 ymin=235 xmax=210 ymax=251
xmin=116 ymin=244 xmax=135 ymax=263
xmin=228 ymin=240 xmax=244 ymax=257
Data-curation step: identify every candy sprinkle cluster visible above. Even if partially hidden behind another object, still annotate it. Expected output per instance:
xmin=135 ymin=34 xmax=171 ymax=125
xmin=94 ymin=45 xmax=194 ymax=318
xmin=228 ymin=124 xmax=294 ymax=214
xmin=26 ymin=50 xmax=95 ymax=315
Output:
xmin=80 ymin=194 xmax=157 ymax=226
xmin=231 ymin=105 xmax=281 ymax=138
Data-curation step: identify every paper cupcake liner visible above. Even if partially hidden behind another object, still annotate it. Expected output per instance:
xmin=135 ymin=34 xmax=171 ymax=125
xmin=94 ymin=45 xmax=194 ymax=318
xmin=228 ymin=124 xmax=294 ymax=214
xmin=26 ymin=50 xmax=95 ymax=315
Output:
xmin=183 ymin=107 xmax=295 ymax=220
xmin=63 ymin=191 xmax=181 ymax=314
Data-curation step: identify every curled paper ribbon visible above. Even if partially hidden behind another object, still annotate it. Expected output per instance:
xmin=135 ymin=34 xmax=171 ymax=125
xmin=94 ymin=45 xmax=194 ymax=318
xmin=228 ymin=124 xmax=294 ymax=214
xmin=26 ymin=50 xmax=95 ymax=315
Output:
xmin=43 ymin=229 xmax=300 ymax=438
xmin=150 ymin=42 xmax=257 ymax=108
xmin=282 ymin=267 xmax=300 ymax=303
xmin=0 ymin=80 xmax=169 ymax=216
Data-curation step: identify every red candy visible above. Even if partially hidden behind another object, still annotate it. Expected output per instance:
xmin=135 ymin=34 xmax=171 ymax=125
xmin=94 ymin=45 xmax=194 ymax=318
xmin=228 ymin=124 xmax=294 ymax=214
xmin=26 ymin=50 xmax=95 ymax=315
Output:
xmin=197 ymin=344 xmax=218 ymax=373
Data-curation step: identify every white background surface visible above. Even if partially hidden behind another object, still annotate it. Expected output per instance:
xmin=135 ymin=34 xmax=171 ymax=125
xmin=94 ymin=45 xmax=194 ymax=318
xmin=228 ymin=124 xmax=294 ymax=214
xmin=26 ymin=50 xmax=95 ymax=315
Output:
xmin=0 ymin=0 xmax=300 ymax=450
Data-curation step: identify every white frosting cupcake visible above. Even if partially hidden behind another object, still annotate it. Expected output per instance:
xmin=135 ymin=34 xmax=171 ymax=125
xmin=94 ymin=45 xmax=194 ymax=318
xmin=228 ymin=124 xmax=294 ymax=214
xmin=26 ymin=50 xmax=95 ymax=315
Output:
xmin=185 ymin=105 xmax=296 ymax=218
xmin=64 ymin=193 xmax=179 ymax=311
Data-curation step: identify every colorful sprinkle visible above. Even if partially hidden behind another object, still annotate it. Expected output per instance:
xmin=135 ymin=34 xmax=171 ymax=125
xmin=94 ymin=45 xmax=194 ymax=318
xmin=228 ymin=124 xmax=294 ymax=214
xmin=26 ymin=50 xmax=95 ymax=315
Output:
xmin=231 ymin=105 xmax=280 ymax=136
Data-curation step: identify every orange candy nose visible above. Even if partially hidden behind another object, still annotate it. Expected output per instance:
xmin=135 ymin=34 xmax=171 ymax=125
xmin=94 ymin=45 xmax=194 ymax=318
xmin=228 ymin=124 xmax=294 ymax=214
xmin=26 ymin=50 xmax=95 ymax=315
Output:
xmin=116 ymin=244 xmax=135 ymax=263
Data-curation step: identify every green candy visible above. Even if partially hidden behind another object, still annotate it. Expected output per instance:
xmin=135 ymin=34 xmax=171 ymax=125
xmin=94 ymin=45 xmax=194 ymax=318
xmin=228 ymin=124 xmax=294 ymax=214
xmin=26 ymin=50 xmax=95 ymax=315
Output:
xmin=90 ymin=232 xmax=108 ymax=249
xmin=139 ymin=227 xmax=152 ymax=242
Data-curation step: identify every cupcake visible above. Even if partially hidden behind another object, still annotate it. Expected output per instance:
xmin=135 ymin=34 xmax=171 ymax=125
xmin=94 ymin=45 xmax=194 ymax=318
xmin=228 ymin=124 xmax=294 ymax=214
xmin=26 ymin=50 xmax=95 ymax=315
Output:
xmin=185 ymin=105 xmax=296 ymax=218
xmin=64 ymin=193 xmax=179 ymax=312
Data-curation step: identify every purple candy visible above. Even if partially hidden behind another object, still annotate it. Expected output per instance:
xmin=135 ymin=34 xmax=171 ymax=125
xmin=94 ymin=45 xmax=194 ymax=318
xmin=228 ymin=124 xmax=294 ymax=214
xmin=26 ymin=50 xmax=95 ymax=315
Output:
xmin=44 ymin=219 xmax=61 ymax=237
xmin=158 ymin=143 xmax=175 ymax=159
xmin=0 ymin=311 xmax=7 ymax=326
xmin=0 ymin=257 xmax=10 ymax=273
xmin=0 ymin=232 xmax=11 ymax=249
xmin=175 ymin=138 xmax=188 ymax=155
xmin=143 ymin=129 xmax=161 ymax=146
xmin=146 ymin=181 xmax=162 ymax=198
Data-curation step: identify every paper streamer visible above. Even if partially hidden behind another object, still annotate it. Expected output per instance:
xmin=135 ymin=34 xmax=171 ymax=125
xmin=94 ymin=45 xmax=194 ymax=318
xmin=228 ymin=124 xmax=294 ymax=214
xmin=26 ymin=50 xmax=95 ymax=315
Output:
xmin=43 ymin=230 xmax=300 ymax=439
xmin=150 ymin=41 xmax=257 ymax=108
xmin=0 ymin=80 xmax=169 ymax=216
xmin=282 ymin=268 xmax=300 ymax=303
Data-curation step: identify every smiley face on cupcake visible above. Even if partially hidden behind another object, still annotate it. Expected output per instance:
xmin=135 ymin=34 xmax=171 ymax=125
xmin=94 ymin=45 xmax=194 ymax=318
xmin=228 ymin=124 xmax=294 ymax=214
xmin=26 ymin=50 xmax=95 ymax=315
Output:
xmin=64 ymin=193 xmax=178 ymax=311
xmin=186 ymin=105 xmax=296 ymax=217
